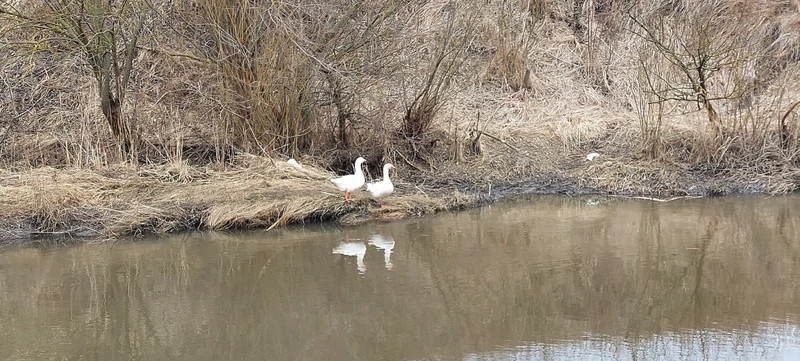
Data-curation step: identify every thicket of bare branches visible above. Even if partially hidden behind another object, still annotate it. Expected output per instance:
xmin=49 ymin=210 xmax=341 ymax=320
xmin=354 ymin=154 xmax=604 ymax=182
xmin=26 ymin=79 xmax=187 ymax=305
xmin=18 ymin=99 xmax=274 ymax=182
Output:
xmin=1 ymin=0 xmax=150 ymax=158
xmin=626 ymin=0 xmax=800 ymax=163
xmin=0 ymin=0 xmax=469 ymax=164
xmin=2 ymin=0 xmax=800 ymax=178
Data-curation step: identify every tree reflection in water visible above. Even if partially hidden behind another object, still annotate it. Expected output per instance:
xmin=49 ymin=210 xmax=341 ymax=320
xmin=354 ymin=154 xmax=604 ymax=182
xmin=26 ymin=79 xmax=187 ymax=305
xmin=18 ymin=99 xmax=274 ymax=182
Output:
xmin=0 ymin=195 xmax=799 ymax=360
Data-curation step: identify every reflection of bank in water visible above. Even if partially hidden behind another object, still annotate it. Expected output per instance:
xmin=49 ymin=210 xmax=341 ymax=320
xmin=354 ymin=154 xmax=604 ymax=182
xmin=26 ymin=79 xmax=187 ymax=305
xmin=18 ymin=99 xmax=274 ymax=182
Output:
xmin=368 ymin=234 xmax=395 ymax=270
xmin=454 ymin=325 xmax=800 ymax=361
xmin=333 ymin=241 xmax=367 ymax=274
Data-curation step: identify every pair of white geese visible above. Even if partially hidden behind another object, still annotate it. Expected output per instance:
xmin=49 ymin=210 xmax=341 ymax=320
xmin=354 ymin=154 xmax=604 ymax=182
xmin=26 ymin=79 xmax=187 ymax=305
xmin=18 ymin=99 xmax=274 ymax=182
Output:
xmin=330 ymin=157 xmax=395 ymax=274
xmin=330 ymin=157 xmax=395 ymax=207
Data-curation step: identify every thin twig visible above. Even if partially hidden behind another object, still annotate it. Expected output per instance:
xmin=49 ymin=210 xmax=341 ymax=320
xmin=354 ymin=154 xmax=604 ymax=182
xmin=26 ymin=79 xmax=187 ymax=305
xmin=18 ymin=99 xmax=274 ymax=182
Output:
xmin=414 ymin=185 xmax=429 ymax=198
xmin=396 ymin=151 xmax=424 ymax=172
xmin=480 ymin=131 xmax=519 ymax=151
xmin=611 ymin=195 xmax=704 ymax=202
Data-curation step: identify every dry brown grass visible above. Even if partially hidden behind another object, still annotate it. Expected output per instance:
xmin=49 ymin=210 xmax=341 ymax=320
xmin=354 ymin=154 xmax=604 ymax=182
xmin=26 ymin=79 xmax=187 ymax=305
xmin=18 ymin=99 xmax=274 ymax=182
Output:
xmin=0 ymin=155 xmax=479 ymax=241
xmin=411 ymin=0 xmax=800 ymax=198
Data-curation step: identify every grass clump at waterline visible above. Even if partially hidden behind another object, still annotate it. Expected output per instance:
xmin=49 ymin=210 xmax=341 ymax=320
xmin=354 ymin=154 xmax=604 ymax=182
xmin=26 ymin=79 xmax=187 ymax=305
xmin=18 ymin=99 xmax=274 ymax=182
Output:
xmin=0 ymin=155 xmax=479 ymax=243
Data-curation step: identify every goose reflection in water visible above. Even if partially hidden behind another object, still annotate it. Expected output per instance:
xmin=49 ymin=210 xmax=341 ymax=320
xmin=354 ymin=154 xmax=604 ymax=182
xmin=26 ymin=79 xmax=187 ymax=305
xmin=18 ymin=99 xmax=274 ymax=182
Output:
xmin=332 ymin=241 xmax=367 ymax=274
xmin=368 ymin=234 xmax=395 ymax=270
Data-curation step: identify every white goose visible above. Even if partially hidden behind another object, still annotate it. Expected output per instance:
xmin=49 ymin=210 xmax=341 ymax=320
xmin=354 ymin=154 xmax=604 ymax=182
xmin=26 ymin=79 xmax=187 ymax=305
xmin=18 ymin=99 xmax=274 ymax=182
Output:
xmin=366 ymin=163 xmax=395 ymax=207
xmin=333 ymin=241 xmax=367 ymax=274
xmin=368 ymin=234 xmax=395 ymax=270
xmin=330 ymin=157 xmax=366 ymax=202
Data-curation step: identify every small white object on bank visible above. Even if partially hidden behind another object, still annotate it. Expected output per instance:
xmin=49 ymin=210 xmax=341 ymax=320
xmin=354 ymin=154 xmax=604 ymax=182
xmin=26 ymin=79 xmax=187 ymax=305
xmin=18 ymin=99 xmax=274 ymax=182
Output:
xmin=586 ymin=152 xmax=600 ymax=161
xmin=287 ymin=158 xmax=302 ymax=169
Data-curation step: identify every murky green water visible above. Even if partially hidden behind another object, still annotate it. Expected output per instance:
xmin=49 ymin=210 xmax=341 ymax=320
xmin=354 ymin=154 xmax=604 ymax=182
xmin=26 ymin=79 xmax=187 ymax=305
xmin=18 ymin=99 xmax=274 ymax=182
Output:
xmin=1 ymin=195 xmax=800 ymax=361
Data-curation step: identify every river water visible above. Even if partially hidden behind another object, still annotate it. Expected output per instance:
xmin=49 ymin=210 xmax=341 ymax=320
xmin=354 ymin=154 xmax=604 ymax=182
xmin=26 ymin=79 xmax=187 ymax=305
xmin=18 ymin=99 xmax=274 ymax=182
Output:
xmin=1 ymin=195 xmax=800 ymax=360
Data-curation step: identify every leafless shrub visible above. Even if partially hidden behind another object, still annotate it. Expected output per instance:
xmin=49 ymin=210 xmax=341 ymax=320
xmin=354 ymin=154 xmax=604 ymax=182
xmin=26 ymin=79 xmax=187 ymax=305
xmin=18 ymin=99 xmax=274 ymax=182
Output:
xmin=626 ymin=0 xmax=800 ymax=163
xmin=632 ymin=52 xmax=666 ymax=160
xmin=297 ymin=1 xmax=413 ymax=150
xmin=0 ymin=0 xmax=150 ymax=158
xmin=481 ymin=0 xmax=541 ymax=92
xmin=628 ymin=0 xmax=749 ymax=131
xmin=189 ymin=0 xmax=315 ymax=156
xmin=183 ymin=0 xmax=416 ymax=156
xmin=402 ymin=2 xmax=476 ymax=140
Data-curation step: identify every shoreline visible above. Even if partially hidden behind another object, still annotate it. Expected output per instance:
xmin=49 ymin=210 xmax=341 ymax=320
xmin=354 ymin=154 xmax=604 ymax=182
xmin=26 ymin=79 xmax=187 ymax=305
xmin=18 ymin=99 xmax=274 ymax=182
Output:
xmin=0 ymin=156 xmax=788 ymax=246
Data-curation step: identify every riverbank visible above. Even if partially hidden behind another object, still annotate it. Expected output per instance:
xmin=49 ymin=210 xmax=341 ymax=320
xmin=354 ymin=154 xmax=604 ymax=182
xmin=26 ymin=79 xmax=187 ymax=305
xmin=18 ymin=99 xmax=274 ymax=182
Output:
xmin=3 ymin=125 xmax=798 ymax=245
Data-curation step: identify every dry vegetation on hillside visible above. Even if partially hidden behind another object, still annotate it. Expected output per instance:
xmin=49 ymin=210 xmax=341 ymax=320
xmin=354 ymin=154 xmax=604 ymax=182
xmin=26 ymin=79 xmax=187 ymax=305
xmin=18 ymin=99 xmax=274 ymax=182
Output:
xmin=2 ymin=0 xmax=800 ymax=239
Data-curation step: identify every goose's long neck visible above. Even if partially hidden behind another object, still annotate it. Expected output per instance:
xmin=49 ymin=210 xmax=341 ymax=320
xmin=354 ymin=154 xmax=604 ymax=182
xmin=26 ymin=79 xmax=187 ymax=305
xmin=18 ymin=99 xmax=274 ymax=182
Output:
xmin=382 ymin=165 xmax=391 ymax=182
xmin=354 ymin=161 xmax=364 ymax=176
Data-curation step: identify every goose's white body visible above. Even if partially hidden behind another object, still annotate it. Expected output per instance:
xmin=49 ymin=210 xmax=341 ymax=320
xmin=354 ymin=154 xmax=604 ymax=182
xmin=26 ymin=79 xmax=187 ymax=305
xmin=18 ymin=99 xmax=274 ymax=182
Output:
xmin=368 ymin=234 xmax=395 ymax=270
xmin=366 ymin=163 xmax=395 ymax=206
xmin=333 ymin=242 xmax=367 ymax=274
xmin=330 ymin=157 xmax=366 ymax=201
xmin=287 ymin=158 xmax=302 ymax=169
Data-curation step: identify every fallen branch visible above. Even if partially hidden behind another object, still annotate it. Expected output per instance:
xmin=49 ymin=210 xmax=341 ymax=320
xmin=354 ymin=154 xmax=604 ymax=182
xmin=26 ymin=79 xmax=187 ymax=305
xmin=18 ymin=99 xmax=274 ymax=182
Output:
xmin=396 ymin=151 xmax=425 ymax=172
xmin=611 ymin=195 xmax=704 ymax=202
xmin=415 ymin=185 xmax=429 ymax=198
xmin=479 ymin=131 xmax=519 ymax=151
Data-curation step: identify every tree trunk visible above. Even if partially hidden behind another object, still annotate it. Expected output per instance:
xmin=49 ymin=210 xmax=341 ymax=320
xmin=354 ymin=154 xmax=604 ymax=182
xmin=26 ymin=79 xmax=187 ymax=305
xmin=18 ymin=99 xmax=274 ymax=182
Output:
xmin=101 ymin=95 xmax=122 ymax=139
xmin=324 ymin=71 xmax=350 ymax=149
xmin=101 ymin=94 xmax=132 ymax=153
xmin=99 ymin=75 xmax=131 ymax=153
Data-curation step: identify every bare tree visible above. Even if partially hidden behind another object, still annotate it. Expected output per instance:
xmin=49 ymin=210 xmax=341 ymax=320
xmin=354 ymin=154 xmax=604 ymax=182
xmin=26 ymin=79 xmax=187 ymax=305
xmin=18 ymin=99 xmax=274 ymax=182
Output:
xmin=287 ymin=0 xmax=414 ymax=149
xmin=627 ymin=0 xmax=760 ymax=133
xmin=0 ymin=0 xmax=148 ymax=155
